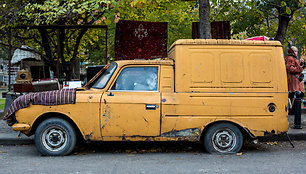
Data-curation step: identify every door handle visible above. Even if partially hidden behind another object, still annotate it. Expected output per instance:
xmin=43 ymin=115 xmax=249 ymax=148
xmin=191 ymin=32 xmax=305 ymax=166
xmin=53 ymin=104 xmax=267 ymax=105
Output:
xmin=107 ymin=92 xmax=114 ymax=96
xmin=146 ymin=104 xmax=157 ymax=110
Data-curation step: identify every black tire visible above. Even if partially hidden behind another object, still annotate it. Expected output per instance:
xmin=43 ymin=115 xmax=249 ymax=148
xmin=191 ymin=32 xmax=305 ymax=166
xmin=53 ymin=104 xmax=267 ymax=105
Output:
xmin=34 ymin=118 xmax=77 ymax=156
xmin=203 ymin=122 xmax=243 ymax=154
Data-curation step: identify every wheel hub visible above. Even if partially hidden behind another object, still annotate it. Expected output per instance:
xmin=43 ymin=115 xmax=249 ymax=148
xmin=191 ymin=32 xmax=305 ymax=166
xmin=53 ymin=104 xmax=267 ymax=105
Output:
xmin=51 ymin=135 xmax=59 ymax=142
xmin=42 ymin=126 xmax=68 ymax=152
xmin=215 ymin=131 xmax=233 ymax=148
xmin=212 ymin=128 xmax=237 ymax=153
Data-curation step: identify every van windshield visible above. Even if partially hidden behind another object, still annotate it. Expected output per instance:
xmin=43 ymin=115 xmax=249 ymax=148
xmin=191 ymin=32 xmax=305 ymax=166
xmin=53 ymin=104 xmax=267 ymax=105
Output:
xmin=92 ymin=62 xmax=117 ymax=89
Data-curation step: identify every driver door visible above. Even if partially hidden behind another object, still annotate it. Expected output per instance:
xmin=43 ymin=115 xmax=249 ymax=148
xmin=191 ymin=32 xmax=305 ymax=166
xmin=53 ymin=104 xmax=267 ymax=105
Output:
xmin=101 ymin=66 xmax=161 ymax=137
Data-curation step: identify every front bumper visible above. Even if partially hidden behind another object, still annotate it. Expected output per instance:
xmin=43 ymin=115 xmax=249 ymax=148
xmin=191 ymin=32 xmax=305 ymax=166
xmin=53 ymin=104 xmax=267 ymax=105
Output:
xmin=12 ymin=123 xmax=31 ymax=131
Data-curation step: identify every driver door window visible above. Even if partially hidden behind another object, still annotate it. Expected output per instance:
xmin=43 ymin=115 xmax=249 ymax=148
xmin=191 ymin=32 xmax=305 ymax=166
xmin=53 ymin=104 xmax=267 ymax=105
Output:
xmin=111 ymin=67 xmax=158 ymax=91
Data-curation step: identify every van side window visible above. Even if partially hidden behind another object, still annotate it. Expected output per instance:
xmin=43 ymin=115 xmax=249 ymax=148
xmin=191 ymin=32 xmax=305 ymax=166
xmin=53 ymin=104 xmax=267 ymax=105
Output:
xmin=111 ymin=67 xmax=158 ymax=91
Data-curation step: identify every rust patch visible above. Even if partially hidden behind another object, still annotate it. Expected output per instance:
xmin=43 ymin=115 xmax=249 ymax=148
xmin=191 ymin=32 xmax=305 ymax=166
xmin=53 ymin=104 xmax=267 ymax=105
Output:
xmin=85 ymin=132 xmax=93 ymax=140
xmin=161 ymin=128 xmax=201 ymax=141
xmin=264 ymin=130 xmax=276 ymax=136
xmin=244 ymin=127 xmax=285 ymax=138
xmin=103 ymin=105 xmax=111 ymax=119
xmin=102 ymin=105 xmax=111 ymax=132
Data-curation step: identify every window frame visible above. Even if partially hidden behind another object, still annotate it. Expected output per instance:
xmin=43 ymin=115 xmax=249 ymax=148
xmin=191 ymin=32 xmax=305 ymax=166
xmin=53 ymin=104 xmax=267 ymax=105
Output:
xmin=91 ymin=62 xmax=118 ymax=89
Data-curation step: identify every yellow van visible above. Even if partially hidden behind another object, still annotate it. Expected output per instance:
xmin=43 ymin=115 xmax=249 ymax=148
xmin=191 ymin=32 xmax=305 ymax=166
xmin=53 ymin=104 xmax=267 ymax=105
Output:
xmin=6 ymin=39 xmax=288 ymax=156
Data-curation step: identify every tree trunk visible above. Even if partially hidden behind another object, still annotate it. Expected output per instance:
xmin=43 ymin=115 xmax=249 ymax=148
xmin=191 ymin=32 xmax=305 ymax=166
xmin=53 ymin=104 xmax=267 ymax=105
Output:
xmin=69 ymin=28 xmax=88 ymax=80
xmin=275 ymin=13 xmax=292 ymax=44
xmin=265 ymin=17 xmax=271 ymax=38
xmin=199 ymin=0 xmax=211 ymax=39
xmin=56 ymin=29 xmax=65 ymax=79
xmin=39 ymin=29 xmax=56 ymax=74
xmin=70 ymin=59 xmax=80 ymax=80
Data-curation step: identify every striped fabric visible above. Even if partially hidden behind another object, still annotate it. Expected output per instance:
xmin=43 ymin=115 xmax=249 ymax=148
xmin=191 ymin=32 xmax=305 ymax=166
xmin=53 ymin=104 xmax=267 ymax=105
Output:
xmin=4 ymin=88 xmax=76 ymax=126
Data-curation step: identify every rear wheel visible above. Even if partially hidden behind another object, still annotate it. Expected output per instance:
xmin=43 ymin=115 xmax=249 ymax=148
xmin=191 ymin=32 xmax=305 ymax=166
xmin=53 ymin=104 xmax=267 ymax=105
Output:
xmin=203 ymin=122 xmax=243 ymax=154
xmin=34 ymin=118 xmax=76 ymax=156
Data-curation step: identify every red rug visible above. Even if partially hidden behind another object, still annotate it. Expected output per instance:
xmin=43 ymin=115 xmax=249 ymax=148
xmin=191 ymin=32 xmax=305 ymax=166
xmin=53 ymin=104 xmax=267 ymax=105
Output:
xmin=115 ymin=20 xmax=168 ymax=60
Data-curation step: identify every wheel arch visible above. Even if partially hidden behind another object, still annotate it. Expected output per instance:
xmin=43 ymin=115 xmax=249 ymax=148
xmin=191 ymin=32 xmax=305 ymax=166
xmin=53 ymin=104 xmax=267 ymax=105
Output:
xmin=29 ymin=112 xmax=84 ymax=141
xmin=200 ymin=120 xmax=255 ymax=142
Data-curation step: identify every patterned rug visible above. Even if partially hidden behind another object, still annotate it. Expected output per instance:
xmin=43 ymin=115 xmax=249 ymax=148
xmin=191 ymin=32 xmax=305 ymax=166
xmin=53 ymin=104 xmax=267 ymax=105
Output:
xmin=115 ymin=20 xmax=168 ymax=60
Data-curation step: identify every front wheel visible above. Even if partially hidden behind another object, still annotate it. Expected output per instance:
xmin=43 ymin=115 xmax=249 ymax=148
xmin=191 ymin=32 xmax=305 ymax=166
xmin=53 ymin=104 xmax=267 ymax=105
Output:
xmin=34 ymin=118 xmax=77 ymax=156
xmin=203 ymin=122 xmax=243 ymax=154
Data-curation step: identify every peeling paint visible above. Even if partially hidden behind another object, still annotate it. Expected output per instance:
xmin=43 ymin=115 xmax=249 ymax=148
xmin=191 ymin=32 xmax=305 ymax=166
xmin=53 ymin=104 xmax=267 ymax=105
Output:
xmin=102 ymin=105 xmax=111 ymax=131
xmin=264 ymin=130 xmax=278 ymax=136
xmin=122 ymin=135 xmax=126 ymax=141
xmin=103 ymin=105 xmax=111 ymax=119
xmin=245 ymin=127 xmax=282 ymax=138
xmin=161 ymin=128 xmax=201 ymax=141
xmin=85 ymin=132 xmax=93 ymax=140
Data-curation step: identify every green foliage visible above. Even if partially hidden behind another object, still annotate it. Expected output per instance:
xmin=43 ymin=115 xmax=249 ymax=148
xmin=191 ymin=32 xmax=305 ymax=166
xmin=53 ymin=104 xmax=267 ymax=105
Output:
xmin=264 ymin=0 xmax=302 ymax=15
xmin=0 ymin=45 xmax=8 ymax=60
xmin=20 ymin=0 xmax=110 ymax=25
xmin=0 ymin=98 xmax=5 ymax=110
xmin=0 ymin=0 xmax=112 ymax=68
xmin=287 ymin=7 xmax=306 ymax=55
xmin=211 ymin=0 xmax=305 ymax=49
xmin=82 ymin=28 xmax=108 ymax=65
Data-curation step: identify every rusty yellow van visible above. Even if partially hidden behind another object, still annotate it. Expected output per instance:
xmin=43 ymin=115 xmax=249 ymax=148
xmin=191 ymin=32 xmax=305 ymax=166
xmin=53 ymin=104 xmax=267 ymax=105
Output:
xmin=6 ymin=39 xmax=288 ymax=156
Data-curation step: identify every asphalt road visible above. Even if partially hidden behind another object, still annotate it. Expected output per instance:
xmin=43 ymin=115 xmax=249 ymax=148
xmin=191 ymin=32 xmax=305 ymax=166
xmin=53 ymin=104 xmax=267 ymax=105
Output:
xmin=1 ymin=141 xmax=306 ymax=174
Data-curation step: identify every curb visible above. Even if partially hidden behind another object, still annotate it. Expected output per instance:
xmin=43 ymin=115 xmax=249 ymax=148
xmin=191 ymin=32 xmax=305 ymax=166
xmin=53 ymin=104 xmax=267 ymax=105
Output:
xmin=0 ymin=138 xmax=33 ymax=145
xmin=0 ymin=133 xmax=33 ymax=145
xmin=259 ymin=132 xmax=306 ymax=142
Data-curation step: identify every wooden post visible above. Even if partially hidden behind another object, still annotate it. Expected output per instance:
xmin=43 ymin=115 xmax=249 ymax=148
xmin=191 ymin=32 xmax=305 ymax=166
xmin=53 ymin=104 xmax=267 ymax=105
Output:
xmin=106 ymin=27 xmax=108 ymax=63
xmin=56 ymin=29 xmax=61 ymax=78
xmin=8 ymin=29 xmax=12 ymax=91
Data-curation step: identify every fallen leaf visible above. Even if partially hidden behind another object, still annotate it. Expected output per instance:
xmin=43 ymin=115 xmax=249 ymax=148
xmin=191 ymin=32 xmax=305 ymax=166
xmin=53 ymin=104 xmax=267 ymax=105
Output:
xmin=125 ymin=150 xmax=132 ymax=153
xmin=0 ymin=151 xmax=7 ymax=153
xmin=266 ymin=141 xmax=278 ymax=146
xmin=236 ymin=152 xmax=243 ymax=156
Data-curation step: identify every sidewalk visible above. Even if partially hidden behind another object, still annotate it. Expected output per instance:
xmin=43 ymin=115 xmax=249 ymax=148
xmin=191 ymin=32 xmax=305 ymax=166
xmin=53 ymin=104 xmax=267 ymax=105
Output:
xmin=0 ymin=112 xmax=306 ymax=145
xmin=0 ymin=114 xmax=33 ymax=145
xmin=271 ymin=114 xmax=306 ymax=141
